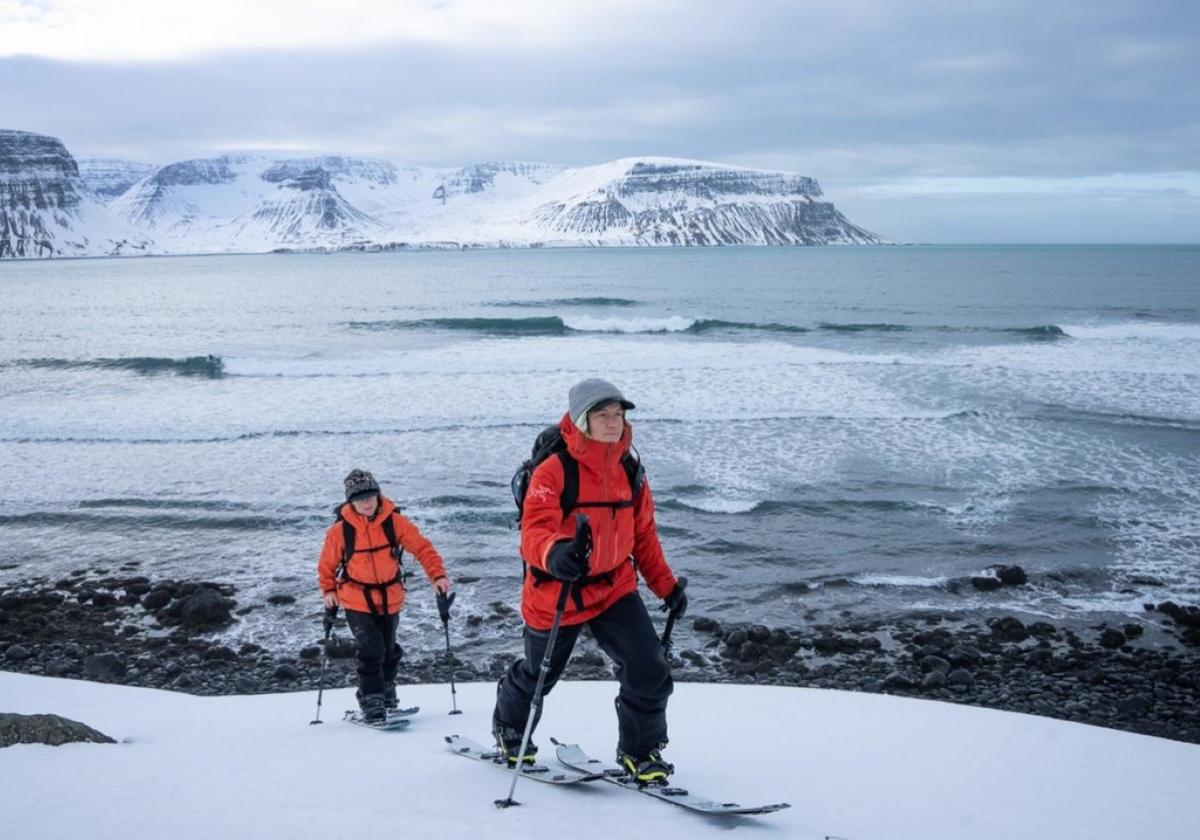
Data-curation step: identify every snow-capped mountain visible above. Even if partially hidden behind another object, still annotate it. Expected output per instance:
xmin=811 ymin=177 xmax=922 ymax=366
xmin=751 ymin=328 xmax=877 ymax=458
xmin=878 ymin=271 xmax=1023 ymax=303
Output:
xmin=0 ymin=130 xmax=152 ymax=258
xmin=1 ymin=130 xmax=887 ymax=259
xmin=527 ymin=159 xmax=878 ymax=245
xmin=76 ymin=158 xmax=157 ymax=201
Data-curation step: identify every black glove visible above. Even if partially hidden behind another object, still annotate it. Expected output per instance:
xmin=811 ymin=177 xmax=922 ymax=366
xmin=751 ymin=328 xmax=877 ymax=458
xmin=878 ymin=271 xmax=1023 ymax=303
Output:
xmin=661 ymin=581 xmax=688 ymax=619
xmin=323 ymin=604 xmax=339 ymax=635
xmin=436 ymin=589 xmax=456 ymax=623
xmin=546 ymin=514 xmax=592 ymax=581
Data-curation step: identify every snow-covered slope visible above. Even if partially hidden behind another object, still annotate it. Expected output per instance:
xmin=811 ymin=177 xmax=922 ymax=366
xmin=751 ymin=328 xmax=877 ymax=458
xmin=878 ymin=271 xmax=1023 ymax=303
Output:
xmin=0 ymin=130 xmax=153 ymax=258
xmin=76 ymin=158 xmax=157 ymax=201
xmin=2 ymin=131 xmax=887 ymax=258
xmin=110 ymin=153 xmax=418 ymax=253
xmin=2 ymin=672 xmax=1196 ymax=840
xmin=112 ymin=152 xmax=885 ymax=252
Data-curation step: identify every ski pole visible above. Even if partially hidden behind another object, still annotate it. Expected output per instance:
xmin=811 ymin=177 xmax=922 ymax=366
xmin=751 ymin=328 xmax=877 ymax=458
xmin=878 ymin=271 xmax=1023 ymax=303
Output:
xmin=660 ymin=576 xmax=688 ymax=657
xmin=496 ymin=580 xmax=572 ymax=809
xmin=310 ymin=604 xmax=338 ymax=725
xmin=436 ymin=590 xmax=462 ymax=715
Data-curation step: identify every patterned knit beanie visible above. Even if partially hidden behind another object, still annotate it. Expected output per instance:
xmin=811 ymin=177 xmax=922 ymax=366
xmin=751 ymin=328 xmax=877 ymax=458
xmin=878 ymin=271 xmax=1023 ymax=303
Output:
xmin=343 ymin=469 xmax=380 ymax=502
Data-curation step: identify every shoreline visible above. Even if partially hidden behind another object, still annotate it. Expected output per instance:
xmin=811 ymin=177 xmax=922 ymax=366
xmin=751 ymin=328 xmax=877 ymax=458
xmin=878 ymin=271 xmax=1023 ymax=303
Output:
xmin=2 ymin=570 xmax=1198 ymax=745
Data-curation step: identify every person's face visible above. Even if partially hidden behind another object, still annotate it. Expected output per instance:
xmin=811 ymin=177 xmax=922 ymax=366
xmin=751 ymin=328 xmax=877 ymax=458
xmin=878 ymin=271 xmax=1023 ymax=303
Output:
xmin=586 ymin=402 xmax=626 ymax=443
xmin=351 ymin=494 xmax=380 ymax=517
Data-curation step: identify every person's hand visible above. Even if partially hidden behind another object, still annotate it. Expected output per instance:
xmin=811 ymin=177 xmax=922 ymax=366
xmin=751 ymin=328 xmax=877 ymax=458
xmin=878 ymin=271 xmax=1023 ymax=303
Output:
xmin=661 ymin=581 xmax=688 ymax=618
xmin=433 ymin=575 xmax=452 ymax=595
xmin=322 ymin=591 xmax=339 ymax=609
xmin=547 ymin=514 xmax=592 ymax=581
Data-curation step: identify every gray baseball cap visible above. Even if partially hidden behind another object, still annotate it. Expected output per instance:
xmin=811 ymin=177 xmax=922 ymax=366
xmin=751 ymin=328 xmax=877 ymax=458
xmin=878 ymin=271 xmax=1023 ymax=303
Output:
xmin=568 ymin=378 xmax=635 ymax=425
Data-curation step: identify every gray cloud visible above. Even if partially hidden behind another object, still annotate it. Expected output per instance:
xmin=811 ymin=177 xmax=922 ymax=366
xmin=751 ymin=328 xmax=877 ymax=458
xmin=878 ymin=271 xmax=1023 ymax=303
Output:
xmin=4 ymin=0 xmax=1198 ymax=241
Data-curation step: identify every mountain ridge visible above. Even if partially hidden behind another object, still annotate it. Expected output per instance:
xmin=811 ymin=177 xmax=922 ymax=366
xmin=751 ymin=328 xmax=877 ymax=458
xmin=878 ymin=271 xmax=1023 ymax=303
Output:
xmin=1 ymin=130 xmax=888 ymax=258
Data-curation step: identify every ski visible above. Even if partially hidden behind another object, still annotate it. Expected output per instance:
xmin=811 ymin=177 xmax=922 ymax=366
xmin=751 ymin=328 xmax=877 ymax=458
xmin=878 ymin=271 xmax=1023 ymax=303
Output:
xmin=445 ymin=735 xmax=604 ymax=784
xmin=552 ymin=740 xmax=791 ymax=816
xmin=343 ymin=707 xmax=416 ymax=730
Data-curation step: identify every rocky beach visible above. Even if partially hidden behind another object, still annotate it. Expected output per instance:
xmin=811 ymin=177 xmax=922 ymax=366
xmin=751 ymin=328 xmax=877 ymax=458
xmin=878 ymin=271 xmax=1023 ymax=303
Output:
xmin=3 ymin=562 xmax=1197 ymax=746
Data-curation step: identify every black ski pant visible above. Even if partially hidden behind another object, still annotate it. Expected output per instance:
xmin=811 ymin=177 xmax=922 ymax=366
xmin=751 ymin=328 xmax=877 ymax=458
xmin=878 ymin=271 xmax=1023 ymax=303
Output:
xmin=344 ymin=608 xmax=402 ymax=699
xmin=493 ymin=591 xmax=673 ymax=758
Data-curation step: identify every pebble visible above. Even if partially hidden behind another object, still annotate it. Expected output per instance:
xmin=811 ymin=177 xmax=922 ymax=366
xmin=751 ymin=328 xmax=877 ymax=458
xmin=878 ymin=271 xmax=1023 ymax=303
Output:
xmin=2 ymin=573 xmax=1197 ymax=747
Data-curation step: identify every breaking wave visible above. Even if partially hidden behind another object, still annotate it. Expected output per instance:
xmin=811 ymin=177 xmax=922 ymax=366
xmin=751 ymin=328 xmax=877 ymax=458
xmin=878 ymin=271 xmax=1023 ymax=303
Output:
xmin=342 ymin=316 xmax=1073 ymax=341
xmin=0 ymin=511 xmax=292 ymax=531
xmin=13 ymin=356 xmax=225 ymax=377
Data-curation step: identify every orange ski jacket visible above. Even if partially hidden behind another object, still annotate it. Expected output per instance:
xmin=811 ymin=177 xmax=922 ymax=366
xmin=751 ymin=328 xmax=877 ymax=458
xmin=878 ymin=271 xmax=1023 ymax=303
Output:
xmin=317 ymin=496 xmax=446 ymax=615
xmin=519 ymin=413 xmax=678 ymax=630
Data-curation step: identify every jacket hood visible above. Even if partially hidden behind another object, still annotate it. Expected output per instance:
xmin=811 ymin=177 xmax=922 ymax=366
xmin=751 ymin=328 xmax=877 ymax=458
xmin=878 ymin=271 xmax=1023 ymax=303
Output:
xmin=559 ymin=411 xmax=632 ymax=462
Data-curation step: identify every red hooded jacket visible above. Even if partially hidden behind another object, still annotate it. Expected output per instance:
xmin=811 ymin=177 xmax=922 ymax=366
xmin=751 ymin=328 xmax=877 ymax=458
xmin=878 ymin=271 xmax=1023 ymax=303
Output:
xmin=519 ymin=414 xmax=678 ymax=629
xmin=317 ymin=496 xmax=446 ymax=615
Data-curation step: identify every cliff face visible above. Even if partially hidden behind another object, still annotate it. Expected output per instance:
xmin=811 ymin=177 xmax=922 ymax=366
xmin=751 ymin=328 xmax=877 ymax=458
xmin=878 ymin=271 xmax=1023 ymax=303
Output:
xmin=77 ymin=159 xmax=157 ymax=201
xmin=0 ymin=130 xmax=151 ymax=258
xmin=528 ymin=159 xmax=882 ymax=245
xmin=0 ymin=131 xmax=83 ymax=258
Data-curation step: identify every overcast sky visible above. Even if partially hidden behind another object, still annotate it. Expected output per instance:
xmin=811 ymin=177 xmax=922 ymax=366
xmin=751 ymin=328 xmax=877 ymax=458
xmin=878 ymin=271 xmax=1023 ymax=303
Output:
xmin=3 ymin=0 xmax=1198 ymax=242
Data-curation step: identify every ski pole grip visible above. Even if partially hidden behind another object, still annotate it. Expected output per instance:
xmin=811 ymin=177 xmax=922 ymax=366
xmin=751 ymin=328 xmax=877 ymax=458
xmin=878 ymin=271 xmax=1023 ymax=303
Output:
xmin=437 ymin=590 xmax=456 ymax=623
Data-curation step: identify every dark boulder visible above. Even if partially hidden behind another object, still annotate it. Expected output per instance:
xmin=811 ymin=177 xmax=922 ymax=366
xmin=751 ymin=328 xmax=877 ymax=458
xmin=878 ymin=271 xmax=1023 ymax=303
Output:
xmin=1118 ymin=695 xmax=1153 ymax=715
xmin=325 ymin=636 xmax=356 ymax=658
xmin=83 ymin=653 xmax=127 ymax=679
xmin=920 ymin=655 xmax=951 ymax=674
xmin=882 ymin=671 xmax=917 ymax=690
xmin=989 ymin=616 xmax=1030 ymax=643
xmin=141 ymin=589 xmax=171 ymax=611
xmin=994 ymin=565 xmax=1028 ymax=586
xmin=0 ymin=713 xmax=116 ymax=747
xmin=946 ymin=645 xmax=983 ymax=668
xmin=1155 ymin=601 xmax=1200 ymax=629
xmin=1099 ymin=628 xmax=1127 ymax=649
xmin=272 ymin=663 xmax=300 ymax=681
xmin=970 ymin=575 xmax=1003 ymax=592
xmin=179 ymin=589 xmax=233 ymax=629
xmin=947 ymin=669 xmax=975 ymax=688
xmin=201 ymin=646 xmax=238 ymax=662
xmin=4 ymin=643 xmax=34 ymax=661
xmin=921 ymin=671 xmax=947 ymax=690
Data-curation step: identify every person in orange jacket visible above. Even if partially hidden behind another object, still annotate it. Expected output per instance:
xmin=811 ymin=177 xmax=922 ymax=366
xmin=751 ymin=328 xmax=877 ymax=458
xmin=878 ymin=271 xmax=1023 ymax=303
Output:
xmin=318 ymin=469 xmax=452 ymax=723
xmin=492 ymin=378 xmax=688 ymax=782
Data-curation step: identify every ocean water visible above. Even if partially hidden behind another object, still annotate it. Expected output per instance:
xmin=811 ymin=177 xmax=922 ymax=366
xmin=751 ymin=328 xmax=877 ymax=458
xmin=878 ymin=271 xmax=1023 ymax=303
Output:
xmin=1 ymin=245 xmax=1198 ymax=659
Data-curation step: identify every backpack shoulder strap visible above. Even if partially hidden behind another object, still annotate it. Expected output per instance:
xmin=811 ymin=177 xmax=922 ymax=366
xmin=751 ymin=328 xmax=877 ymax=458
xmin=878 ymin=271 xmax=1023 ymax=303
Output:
xmin=381 ymin=514 xmax=402 ymax=559
xmin=621 ymin=447 xmax=646 ymax=500
xmin=339 ymin=517 xmax=355 ymax=566
xmin=554 ymin=449 xmax=580 ymax=516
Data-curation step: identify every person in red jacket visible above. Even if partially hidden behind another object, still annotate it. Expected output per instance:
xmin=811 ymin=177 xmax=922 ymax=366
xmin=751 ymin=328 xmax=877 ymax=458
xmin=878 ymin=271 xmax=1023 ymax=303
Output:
xmin=318 ymin=469 xmax=451 ymax=723
xmin=492 ymin=378 xmax=688 ymax=782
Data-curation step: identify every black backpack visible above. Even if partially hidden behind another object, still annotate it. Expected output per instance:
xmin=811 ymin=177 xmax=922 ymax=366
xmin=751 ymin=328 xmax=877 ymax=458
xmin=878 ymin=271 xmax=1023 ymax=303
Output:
xmin=510 ymin=425 xmax=646 ymax=524
xmin=332 ymin=504 xmax=407 ymax=614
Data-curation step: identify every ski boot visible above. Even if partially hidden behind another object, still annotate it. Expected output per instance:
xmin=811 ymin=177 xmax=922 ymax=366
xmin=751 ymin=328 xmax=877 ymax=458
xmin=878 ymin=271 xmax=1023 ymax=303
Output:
xmin=617 ymin=749 xmax=674 ymax=784
xmin=493 ymin=723 xmax=538 ymax=766
xmin=383 ymin=683 xmax=399 ymax=712
xmin=358 ymin=692 xmax=387 ymax=725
